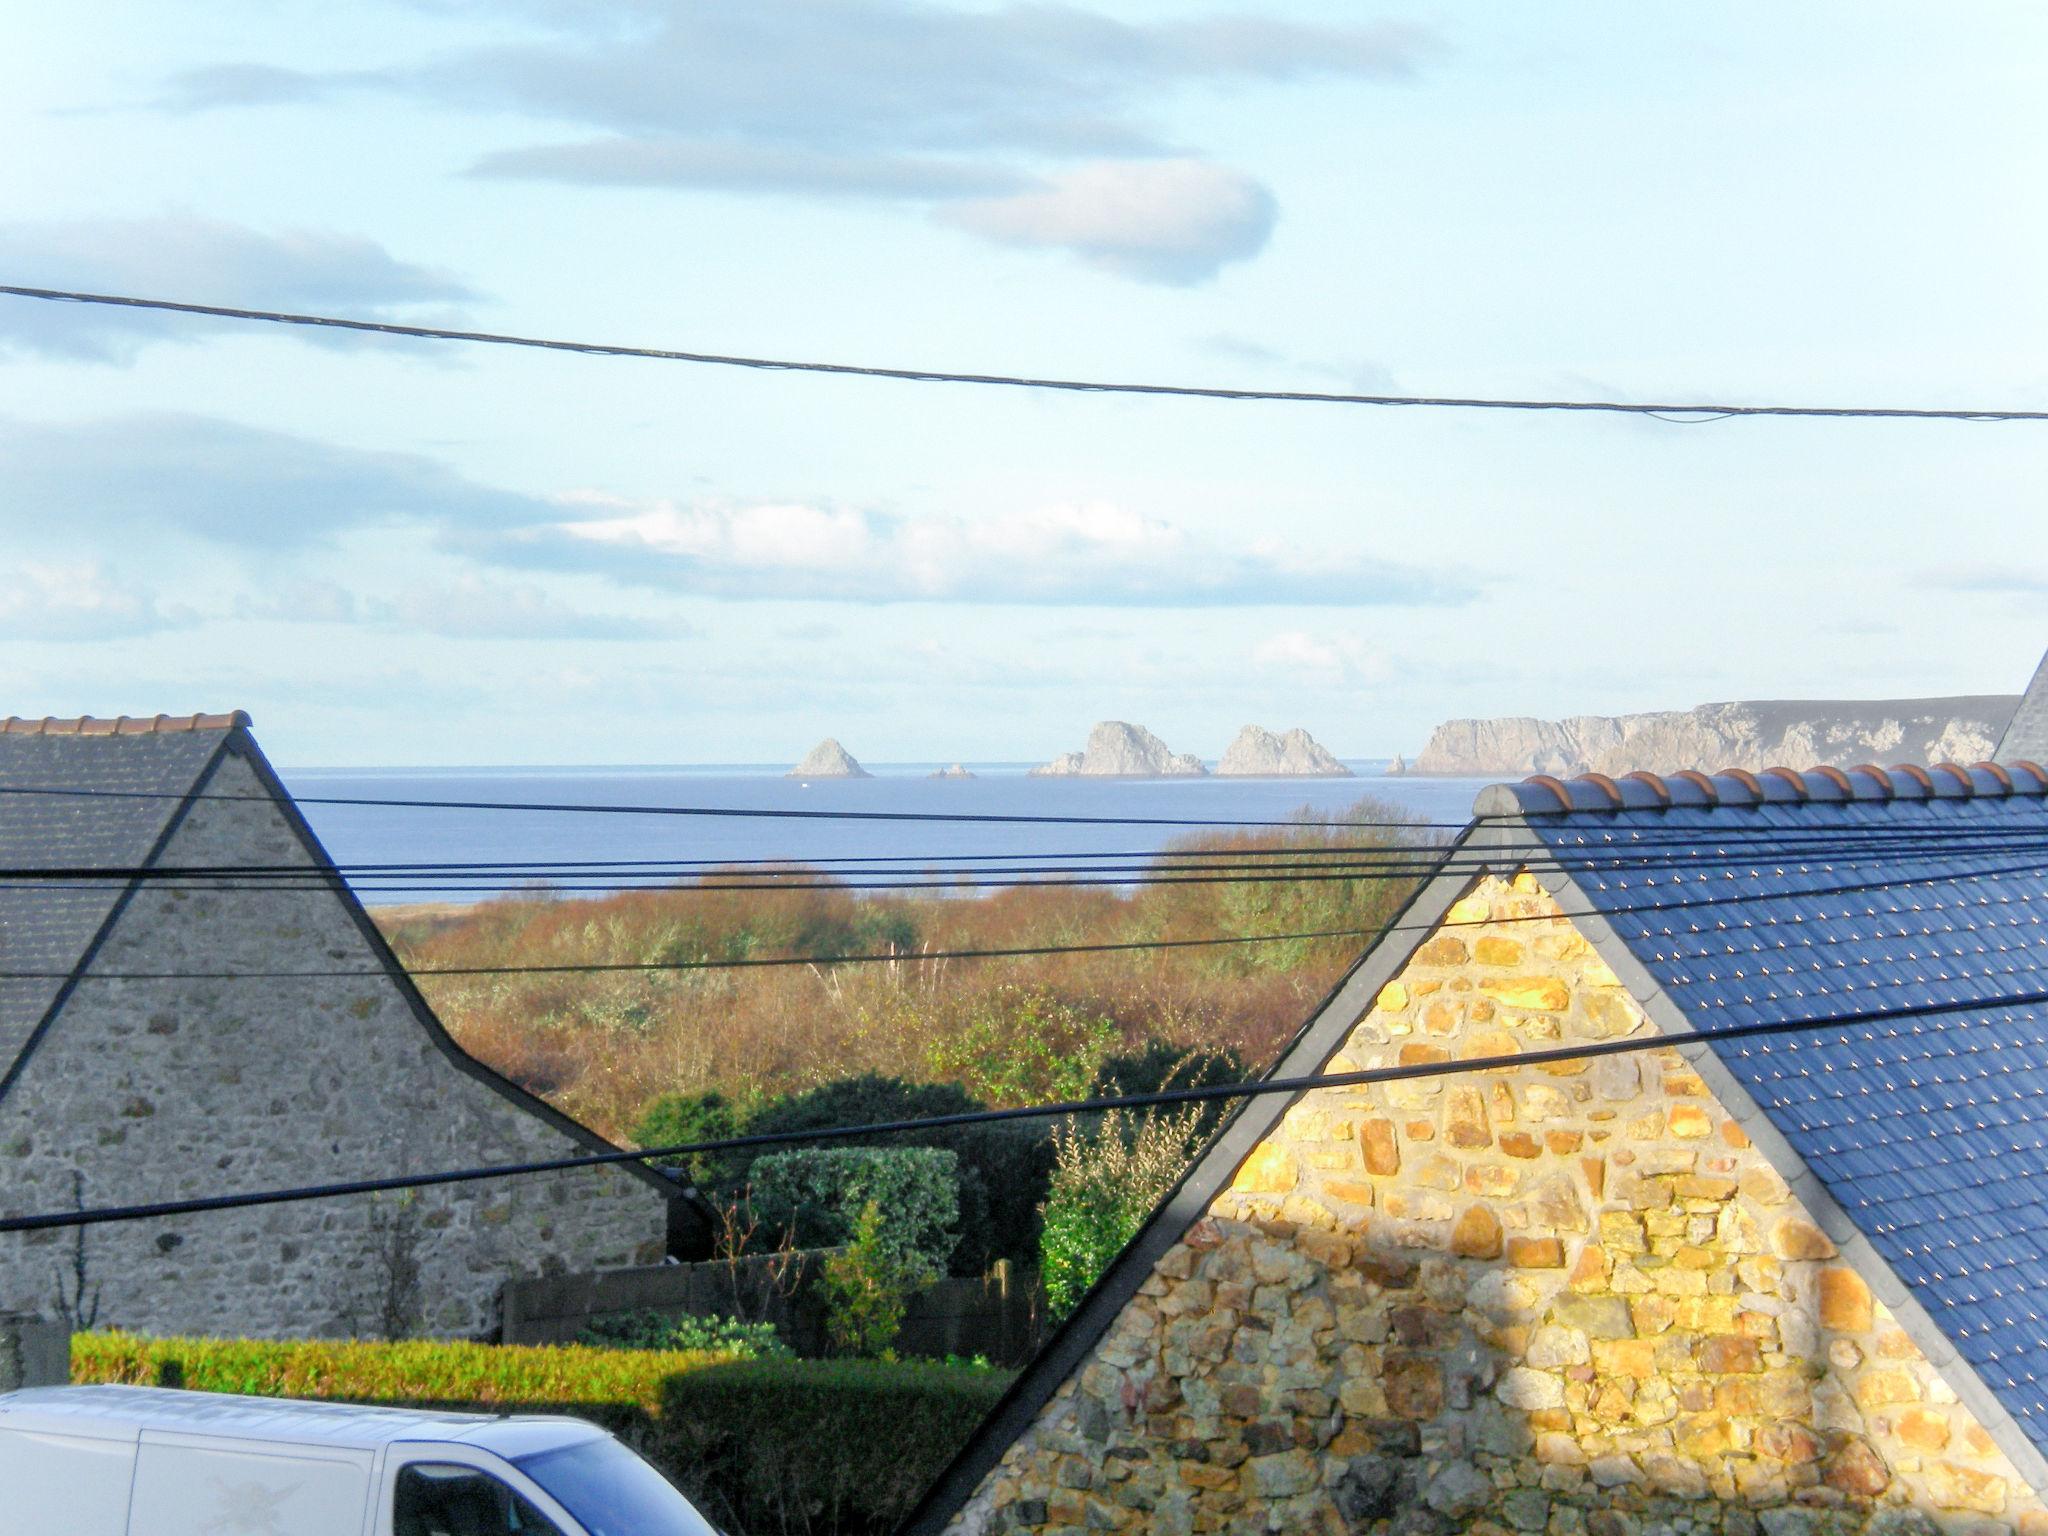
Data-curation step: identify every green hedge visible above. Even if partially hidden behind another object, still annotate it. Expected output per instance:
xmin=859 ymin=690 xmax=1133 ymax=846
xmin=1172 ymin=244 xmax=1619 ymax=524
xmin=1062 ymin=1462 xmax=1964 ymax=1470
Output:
xmin=73 ymin=1332 xmax=1010 ymax=1536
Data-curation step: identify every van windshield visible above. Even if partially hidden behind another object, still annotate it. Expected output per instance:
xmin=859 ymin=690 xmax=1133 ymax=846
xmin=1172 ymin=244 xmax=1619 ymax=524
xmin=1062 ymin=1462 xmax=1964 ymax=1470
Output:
xmin=513 ymin=1437 xmax=718 ymax=1536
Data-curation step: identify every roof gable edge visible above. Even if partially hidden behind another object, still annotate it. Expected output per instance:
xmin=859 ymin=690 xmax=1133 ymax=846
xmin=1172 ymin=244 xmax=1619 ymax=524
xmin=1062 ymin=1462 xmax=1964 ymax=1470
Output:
xmin=901 ymin=818 xmax=1524 ymax=1536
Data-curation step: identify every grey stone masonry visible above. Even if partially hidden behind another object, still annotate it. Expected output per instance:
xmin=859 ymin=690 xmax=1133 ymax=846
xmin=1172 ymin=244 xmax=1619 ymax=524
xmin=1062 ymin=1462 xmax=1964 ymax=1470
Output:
xmin=0 ymin=739 xmax=671 ymax=1339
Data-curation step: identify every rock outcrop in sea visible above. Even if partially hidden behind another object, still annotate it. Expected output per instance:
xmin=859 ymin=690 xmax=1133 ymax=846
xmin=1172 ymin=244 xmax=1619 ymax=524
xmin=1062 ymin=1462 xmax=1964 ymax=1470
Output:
xmin=1215 ymin=726 xmax=1352 ymax=778
xmin=929 ymin=763 xmax=975 ymax=779
xmin=1410 ymin=695 xmax=2018 ymax=778
xmin=787 ymin=738 xmax=871 ymax=778
xmin=1031 ymin=722 xmax=1207 ymax=778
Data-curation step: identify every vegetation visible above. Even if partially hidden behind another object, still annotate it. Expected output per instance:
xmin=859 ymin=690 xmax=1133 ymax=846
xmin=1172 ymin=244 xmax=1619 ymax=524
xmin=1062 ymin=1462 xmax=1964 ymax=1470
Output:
xmin=377 ymin=798 xmax=1428 ymax=1150
xmin=1040 ymin=1104 xmax=1209 ymax=1318
xmin=747 ymin=1145 xmax=961 ymax=1272
xmin=818 ymin=1199 xmax=937 ymax=1358
xmin=578 ymin=1309 xmax=791 ymax=1360
xmin=74 ymin=1333 xmax=1009 ymax=1536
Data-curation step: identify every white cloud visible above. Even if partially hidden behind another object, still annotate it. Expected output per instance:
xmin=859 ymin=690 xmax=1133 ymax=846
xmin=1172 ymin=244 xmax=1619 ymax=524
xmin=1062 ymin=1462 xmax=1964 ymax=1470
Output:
xmin=0 ymin=217 xmax=475 ymax=363
xmin=945 ymin=159 xmax=1276 ymax=284
xmin=481 ymin=494 xmax=1475 ymax=608
xmin=0 ymin=563 xmax=193 ymax=640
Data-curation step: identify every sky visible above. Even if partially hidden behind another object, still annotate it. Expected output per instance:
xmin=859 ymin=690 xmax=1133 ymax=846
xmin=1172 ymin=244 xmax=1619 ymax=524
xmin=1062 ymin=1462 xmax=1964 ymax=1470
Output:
xmin=0 ymin=1 xmax=2043 ymax=767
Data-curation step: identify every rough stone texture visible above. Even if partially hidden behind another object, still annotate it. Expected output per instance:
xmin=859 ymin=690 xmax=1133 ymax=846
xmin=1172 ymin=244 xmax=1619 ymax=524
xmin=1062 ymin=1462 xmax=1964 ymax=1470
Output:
xmin=943 ymin=876 xmax=2045 ymax=1536
xmin=1409 ymin=697 xmax=2014 ymax=778
xmin=1030 ymin=722 xmax=1207 ymax=777
xmin=1216 ymin=726 xmax=1352 ymax=778
xmin=0 ymin=749 xmax=670 ymax=1339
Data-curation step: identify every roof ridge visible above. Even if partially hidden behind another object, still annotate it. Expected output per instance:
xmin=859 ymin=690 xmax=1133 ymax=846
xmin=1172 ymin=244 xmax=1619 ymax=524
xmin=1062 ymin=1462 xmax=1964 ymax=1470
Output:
xmin=1478 ymin=759 xmax=2048 ymax=815
xmin=0 ymin=712 xmax=252 ymax=737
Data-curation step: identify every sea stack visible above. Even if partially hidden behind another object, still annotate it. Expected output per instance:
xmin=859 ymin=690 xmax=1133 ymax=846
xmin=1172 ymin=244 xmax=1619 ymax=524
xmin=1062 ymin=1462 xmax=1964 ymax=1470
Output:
xmin=1215 ymin=725 xmax=1351 ymax=778
xmin=1031 ymin=722 xmax=1206 ymax=777
xmin=929 ymin=763 xmax=976 ymax=779
xmin=788 ymin=738 xmax=871 ymax=778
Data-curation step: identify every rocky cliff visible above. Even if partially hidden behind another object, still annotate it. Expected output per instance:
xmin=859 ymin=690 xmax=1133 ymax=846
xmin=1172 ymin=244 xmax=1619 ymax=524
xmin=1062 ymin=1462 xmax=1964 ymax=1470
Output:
xmin=787 ymin=738 xmax=871 ymax=778
xmin=1031 ymin=722 xmax=1206 ymax=777
xmin=1215 ymin=725 xmax=1352 ymax=778
xmin=1411 ymin=695 xmax=2018 ymax=778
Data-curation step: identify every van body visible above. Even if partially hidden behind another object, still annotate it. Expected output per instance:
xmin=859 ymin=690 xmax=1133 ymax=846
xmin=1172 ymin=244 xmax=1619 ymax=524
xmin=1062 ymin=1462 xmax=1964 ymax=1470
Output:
xmin=0 ymin=1385 xmax=720 ymax=1536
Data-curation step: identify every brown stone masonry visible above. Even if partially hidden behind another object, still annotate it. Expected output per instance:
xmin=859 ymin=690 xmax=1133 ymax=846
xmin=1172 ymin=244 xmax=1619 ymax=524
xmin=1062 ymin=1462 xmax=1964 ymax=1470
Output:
xmin=946 ymin=876 xmax=2046 ymax=1536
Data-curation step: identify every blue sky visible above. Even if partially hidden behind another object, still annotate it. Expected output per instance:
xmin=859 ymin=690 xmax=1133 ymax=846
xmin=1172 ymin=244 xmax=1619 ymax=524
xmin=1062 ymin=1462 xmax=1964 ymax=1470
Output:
xmin=1 ymin=1 xmax=2043 ymax=766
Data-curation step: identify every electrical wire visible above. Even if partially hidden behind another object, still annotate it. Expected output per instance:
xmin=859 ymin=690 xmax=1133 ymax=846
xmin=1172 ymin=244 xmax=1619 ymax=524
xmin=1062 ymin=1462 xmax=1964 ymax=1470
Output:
xmin=5 ymin=979 xmax=2043 ymax=1235
xmin=2 ymin=285 xmax=2045 ymax=424
xmin=12 ymin=849 xmax=2043 ymax=983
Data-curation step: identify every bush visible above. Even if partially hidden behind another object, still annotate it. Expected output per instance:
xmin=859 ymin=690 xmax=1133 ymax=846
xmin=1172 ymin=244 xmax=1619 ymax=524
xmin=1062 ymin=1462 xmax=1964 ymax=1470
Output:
xmin=629 ymin=1089 xmax=752 ymax=1187
xmin=1040 ymin=1104 xmax=1205 ymax=1319
xmin=73 ymin=1332 xmax=1010 ymax=1536
xmin=1092 ymin=1040 xmax=1248 ymax=1140
xmin=921 ymin=986 xmax=1119 ymax=1107
xmin=741 ymin=1075 xmax=1030 ymax=1275
xmin=579 ymin=1309 xmax=791 ymax=1360
xmin=818 ymin=1199 xmax=935 ymax=1358
xmin=747 ymin=1144 xmax=961 ymax=1273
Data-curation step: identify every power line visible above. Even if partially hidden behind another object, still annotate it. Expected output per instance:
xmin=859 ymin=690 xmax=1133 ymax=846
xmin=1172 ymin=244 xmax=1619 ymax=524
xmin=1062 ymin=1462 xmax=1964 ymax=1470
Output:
xmin=5 ymin=979 xmax=2042 ymax=1235
xmin=14 ymin=850 xmax=2043 ymax=983
xmin=2 ymin=284 xmax=2044 ymax=424
xmin=6 ymin=777 xmax=2044 ymax=838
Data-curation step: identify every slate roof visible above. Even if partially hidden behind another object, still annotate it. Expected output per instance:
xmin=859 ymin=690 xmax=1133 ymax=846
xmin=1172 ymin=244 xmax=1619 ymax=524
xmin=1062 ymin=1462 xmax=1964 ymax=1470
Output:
xmin=2001 ymin=650 xmax=2048 ymax=764
xmin=1484 ymin=761 xmax=2048 ymax=1466
xmin=0 ymin=714 xmax=243 ymax=1095
xmin=906 ymin=756 xmax=2048 ymax=1532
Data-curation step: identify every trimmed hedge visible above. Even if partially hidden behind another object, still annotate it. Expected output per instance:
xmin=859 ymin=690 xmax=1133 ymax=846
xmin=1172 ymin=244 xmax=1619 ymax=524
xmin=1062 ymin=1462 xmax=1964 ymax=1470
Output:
xmin=72 ymin=1332 xmax=1010 ymax=1536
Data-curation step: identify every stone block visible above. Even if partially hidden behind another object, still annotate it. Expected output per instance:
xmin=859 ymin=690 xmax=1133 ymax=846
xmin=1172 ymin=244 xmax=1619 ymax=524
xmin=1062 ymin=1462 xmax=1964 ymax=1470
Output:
xmin=1821 ymin=1437 xmax=1891 ymax=1497
xmin=1359 ymin=1119 xmax=1401 ymax=1176
xmin=1500 ymin=1131 xmax=1543 ymax=1159
xmin=1508 ymin=1237 xmax=1565 ymax=1269
xmin=1852 ymin=1368 xmax=1920 ymax=1410
xmin=1232 ymin=1145 xmax=1297 ymax=1196
xmin=1552 ymin=1293 xmax=1634 ymax=1339
xmin=1475 ymin=937 xmax=1525 ymax=967
xmin=1465 ymin=1163 xmax=1522 ymax=1198
xmin=1667 ymin=1104 xmax=1712 ymax=1138
xmin=1817 ymin=1266 xmax=1872 ymax=1331
xmin=1771 ymin=1218 xmax=1837 ymax=1260
xmin=1383 ymin=1352 xmax=1443 ymax=1420
xmin=1377 ymin=982 xmax=1410 ymax=1013
xmin=1924 ymin=1461 xmax=2009 ymax=1515
xmin=1497 ymin=1367 xmax=1566 ymax=1410
xmin=1414 ymin=936 xmax=1468 ymax=967
xmin=1452 ymin=1205 xmax=1503 ymax=1259
xmin=1698 ymin=1334 xmax=1763 ymax=1373
xmin=1482 ymin=977 xmax=1571 ymax=1012
xmin=1527 ymin=1324 xmax=1590 ymax=1368
xmin=1445 ymin=1086 xmax=1492 ymax=1149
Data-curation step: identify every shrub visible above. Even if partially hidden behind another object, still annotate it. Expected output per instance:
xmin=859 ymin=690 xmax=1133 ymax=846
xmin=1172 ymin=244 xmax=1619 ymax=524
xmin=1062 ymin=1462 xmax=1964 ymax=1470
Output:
xmin=1040 ymin=1104 xmax=1205 ymax=1319
xmin=747 ymin=1144 xmax=961 ymax=1273
xmin=1092 ymin=1040 xmax=1248 ymax=1140
xmin=629 ymin=1089 xmax=752 ymax=1186
xmin=818 ymin=1199 xmax=935 ymax=1358
xmin=578 ymin=1309 xmax=791 ymax=1360
xmin=73 ymin=1333 xmax=1010 ymax=1536
xmin=741 ymin=1075 xmax=1027 ymax=1274
xmin=921 ymin=986 xmax=1119 ymax=1107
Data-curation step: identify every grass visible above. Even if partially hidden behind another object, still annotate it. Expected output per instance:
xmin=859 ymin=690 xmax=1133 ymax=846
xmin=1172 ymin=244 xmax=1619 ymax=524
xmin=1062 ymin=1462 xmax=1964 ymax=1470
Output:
xmin=376 ymin=797 xmax=1435 ymax=1143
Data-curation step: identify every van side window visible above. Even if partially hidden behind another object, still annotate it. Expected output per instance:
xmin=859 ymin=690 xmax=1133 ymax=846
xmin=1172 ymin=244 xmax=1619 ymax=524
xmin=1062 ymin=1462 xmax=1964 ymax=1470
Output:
xmin=393 ymin=1463 xmax=566 ymax=1536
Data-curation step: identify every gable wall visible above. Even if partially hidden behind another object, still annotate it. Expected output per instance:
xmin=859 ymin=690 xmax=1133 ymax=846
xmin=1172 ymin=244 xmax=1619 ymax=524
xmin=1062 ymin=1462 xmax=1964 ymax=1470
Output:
xmin=945 ymin=875 xmax=2046 ymax=1536
xmin=0 ymin=747 xmax=668 ymax=1339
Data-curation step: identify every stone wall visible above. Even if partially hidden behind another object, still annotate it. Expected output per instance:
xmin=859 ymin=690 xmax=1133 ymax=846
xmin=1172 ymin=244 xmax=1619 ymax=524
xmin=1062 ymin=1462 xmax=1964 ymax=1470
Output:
xmin=946 ymin=875 xmax=2045 ymax=1536
xmin=0 ymin=746 xmax=669 ymax=1339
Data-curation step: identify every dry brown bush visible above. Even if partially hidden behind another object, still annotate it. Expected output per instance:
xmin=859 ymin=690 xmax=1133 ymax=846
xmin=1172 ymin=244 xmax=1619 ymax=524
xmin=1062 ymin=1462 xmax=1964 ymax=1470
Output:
xmin=379 ymin=798 xmax=1435 ymax=1141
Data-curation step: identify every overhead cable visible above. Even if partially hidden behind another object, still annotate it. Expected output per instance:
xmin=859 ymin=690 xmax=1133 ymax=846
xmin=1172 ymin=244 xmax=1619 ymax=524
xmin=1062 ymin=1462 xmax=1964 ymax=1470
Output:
xmin=1 ymin=285 xmax=2044 ymax=424
xmin=5 ymin=980 xmax=2044 ymax=1235
xmin=12 ymin=851 xmax=2043 ymax=983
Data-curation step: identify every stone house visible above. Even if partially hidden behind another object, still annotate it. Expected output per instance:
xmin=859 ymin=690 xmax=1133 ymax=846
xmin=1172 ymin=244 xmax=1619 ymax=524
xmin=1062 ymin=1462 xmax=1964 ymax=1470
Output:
xmin=0 ymin=712 xmax=696 ymax=1340
xmin=911 ymin=758 xmax=2048 ymax=1536
xmin=1998 ymin=652 xmax=2047 ymax=762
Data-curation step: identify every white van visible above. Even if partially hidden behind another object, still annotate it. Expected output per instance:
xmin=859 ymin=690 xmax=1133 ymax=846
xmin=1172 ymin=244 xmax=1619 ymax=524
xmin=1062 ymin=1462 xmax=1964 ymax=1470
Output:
xmin=0 ymin=1385 xmax=721 ymax=1535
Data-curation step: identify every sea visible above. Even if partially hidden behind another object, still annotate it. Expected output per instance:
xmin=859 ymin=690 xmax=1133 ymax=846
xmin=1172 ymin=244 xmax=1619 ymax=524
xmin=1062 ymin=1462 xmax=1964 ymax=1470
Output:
xmin=277 ymin=761 xmax=1497 ymax=907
